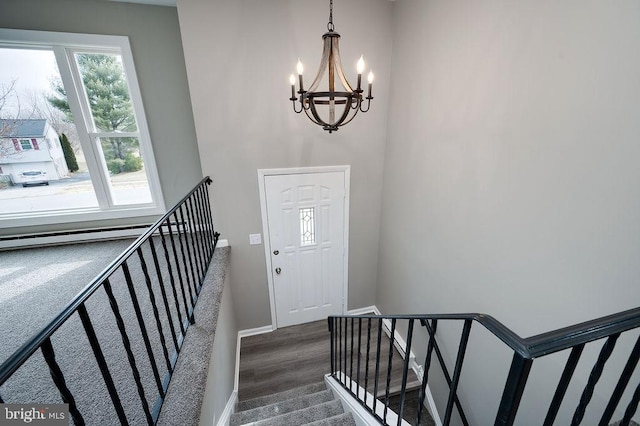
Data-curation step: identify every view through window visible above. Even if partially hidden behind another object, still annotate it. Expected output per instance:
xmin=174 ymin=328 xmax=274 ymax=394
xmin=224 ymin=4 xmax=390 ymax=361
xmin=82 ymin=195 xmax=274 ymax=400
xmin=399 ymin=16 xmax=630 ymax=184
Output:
xmin=0 ymin=31 xmax=161 ymax=225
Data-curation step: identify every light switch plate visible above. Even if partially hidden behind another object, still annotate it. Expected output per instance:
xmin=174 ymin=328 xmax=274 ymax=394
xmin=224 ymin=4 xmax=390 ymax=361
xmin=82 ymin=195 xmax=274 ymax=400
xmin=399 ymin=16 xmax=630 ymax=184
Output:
xmin=249 ymin=233 xmax=262 ymax=245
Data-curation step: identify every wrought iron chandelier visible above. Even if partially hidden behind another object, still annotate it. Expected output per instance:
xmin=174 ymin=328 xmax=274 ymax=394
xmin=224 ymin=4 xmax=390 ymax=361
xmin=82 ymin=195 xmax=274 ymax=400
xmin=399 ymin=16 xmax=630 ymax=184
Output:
xmin=289 ymin=0 xmax=373 ymax=133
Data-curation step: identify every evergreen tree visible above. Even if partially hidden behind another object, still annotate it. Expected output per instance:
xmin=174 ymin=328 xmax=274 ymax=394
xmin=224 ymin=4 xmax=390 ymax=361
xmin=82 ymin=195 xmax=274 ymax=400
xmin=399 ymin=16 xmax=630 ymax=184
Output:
xmin=59 ymin=133 xmax=79 ymax=172
xmin=48 ymin=53 xmax=141 ymax=174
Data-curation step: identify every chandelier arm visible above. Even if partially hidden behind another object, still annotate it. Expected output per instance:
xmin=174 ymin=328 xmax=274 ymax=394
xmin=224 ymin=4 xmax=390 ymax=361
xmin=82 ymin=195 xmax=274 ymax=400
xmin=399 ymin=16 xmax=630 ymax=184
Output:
xmin=359 ymin=97 xmax=372 ymax=113
xmin=291 ymin=99 xmax=304 ymax=113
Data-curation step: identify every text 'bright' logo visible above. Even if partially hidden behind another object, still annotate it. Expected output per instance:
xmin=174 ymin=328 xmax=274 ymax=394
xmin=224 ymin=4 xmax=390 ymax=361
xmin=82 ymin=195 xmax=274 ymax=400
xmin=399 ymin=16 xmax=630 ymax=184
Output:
xmin=0 ymin=404 xmax=67 ymax=425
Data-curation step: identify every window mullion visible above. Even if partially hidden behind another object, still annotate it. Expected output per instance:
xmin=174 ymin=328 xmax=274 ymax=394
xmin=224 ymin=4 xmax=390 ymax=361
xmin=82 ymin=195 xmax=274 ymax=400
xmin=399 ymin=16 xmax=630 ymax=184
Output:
xmin=53 ymin=46 xmax=115 ymax=209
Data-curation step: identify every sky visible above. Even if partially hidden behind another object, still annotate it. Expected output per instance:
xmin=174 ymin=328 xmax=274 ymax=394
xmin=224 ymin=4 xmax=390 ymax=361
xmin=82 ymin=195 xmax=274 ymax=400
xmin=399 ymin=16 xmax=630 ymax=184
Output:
xmin=0 ymin=47 xmax=60 ymax=116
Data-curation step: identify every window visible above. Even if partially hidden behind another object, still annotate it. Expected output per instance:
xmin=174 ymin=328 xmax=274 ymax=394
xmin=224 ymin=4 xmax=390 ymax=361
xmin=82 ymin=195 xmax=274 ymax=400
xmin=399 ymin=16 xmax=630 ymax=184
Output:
xmin=0 ymin=29 xmax=164 ymax=227
xmin=19 ymin=140 xmax=33 ymax=150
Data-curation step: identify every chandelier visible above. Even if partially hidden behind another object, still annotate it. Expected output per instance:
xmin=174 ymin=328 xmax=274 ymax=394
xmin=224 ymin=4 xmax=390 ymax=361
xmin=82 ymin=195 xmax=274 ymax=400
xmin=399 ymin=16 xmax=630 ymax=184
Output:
xmin=289 ymin=0 xmax=373 ymax=133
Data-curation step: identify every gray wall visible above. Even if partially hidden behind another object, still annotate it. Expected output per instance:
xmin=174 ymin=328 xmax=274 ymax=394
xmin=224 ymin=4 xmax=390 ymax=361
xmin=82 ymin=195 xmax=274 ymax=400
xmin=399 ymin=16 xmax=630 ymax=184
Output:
xmin=199 ymin=268 xmax=237 ymax=426
xmin=177 ymin=0 xmax=393 ymax=330
xmin=378 ymin=0 xmax=640 ymax=423
xmin=0 ymin=0 xmax=202 ymax=235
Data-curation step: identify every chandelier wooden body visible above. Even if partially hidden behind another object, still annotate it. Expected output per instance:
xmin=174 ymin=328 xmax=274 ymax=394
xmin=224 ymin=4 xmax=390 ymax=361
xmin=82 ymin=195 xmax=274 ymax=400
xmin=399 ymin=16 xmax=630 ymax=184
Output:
xmin=289 ymin=0 xmax=373 ymax=133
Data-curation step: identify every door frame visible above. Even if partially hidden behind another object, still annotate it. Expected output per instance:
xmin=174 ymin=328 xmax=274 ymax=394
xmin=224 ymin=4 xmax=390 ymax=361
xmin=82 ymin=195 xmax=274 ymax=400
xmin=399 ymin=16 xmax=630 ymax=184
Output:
xmin=257 ymin=165 xmax=350 ymax=330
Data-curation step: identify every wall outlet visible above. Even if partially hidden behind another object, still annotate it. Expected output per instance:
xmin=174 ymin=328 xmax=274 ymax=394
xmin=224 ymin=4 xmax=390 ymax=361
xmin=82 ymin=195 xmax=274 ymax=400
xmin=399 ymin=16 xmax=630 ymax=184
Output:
xmin=249 ymin=233 xmax=262 ymax=245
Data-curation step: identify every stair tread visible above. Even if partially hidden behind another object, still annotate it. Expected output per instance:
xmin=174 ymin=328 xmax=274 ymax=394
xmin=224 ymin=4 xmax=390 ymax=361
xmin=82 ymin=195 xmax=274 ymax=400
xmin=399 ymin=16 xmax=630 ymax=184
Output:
xmin=251 ymin=399 xmax=344 ymax=426
xmin=305 ymin=412 xmax=357 ymax=426
xmin=230 ymin=389 xmax=334 ymax=425
xmin=376 ymin=379 xmax=422 ymax=399
xmin=236 ymin=382 xmax=327 ymax=412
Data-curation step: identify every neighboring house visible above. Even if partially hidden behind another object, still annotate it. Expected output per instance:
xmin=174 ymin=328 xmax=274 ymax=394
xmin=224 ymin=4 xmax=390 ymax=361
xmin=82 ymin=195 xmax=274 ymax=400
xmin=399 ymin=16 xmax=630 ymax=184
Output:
xmin=0 ymin=119 xmax=69 ymax=185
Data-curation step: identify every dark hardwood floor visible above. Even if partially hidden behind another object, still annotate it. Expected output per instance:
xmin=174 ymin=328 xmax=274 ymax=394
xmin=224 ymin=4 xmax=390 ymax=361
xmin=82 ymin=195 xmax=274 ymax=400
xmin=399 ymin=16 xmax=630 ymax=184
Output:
xmin=237 ymin=319 xmax=421 ymax=402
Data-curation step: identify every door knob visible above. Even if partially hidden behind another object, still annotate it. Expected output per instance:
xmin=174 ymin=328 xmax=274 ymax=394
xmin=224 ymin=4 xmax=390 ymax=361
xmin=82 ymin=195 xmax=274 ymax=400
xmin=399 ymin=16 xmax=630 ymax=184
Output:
xmin=275 ymin=267 xmax=282 ymax=275
xmin=273 ymin=250 xmax=279 ymax=255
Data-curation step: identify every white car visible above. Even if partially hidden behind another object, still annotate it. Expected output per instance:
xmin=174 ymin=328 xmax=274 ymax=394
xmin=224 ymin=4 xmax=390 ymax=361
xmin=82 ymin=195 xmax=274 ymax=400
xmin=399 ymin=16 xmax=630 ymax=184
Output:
xmin=19 ymin=170 xmax=49 ymax=187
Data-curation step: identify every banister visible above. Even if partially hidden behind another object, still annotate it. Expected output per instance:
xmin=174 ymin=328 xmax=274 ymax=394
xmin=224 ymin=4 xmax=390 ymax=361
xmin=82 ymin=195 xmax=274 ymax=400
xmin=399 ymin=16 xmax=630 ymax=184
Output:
xmin=338 ymin=306 xmax=640 ymax=360
xmin=0 ymin=176 xmax=215 ymax=387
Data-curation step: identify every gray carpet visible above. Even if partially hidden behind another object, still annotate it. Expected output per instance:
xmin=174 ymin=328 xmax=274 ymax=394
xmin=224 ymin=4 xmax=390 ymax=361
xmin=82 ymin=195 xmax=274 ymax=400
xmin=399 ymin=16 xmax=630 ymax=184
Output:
xmin=231 ymin=382 xmax=356 ymax=426
xmin=0 ymin=237 xmax=226 ymax=425
xmin=0 ymin=239 xmax=136 ymax=365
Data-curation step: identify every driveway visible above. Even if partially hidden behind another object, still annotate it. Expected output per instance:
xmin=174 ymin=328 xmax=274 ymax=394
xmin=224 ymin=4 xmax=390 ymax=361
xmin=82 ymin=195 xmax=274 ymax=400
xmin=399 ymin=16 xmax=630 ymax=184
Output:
xmin=0 ymin=170 xmax=151 ymax=214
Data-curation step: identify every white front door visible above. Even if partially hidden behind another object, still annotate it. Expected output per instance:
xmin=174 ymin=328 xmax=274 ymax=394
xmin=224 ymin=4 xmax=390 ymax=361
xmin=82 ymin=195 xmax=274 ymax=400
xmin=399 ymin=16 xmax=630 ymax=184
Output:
xmin=260 ymin=168 xmax=348 ymax=328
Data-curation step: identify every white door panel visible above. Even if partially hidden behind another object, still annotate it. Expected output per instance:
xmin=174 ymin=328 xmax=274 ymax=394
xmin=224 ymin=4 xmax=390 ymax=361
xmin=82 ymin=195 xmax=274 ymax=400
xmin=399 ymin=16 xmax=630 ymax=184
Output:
xmin=264 ymin=170 xmax=347 ymax=327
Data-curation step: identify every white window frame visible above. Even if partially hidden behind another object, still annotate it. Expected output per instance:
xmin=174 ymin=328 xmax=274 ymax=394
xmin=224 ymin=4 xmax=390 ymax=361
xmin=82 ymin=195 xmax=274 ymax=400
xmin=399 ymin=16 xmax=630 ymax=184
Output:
xmin=0 ymin=29 xmax=165 ymax=228
xmin=19 ymin=139 xmax=34 ymax=150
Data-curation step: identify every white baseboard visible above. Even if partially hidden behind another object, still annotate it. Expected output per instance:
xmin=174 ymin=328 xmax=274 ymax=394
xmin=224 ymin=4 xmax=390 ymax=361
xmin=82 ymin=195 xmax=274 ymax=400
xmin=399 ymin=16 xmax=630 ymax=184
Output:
xmin=347 ymin=306 xmax=381 ymax=315
xmin=215 ymin=391 xmax=237 ymax=426
xmin=237 ymin=325 xmax=273 ymax=339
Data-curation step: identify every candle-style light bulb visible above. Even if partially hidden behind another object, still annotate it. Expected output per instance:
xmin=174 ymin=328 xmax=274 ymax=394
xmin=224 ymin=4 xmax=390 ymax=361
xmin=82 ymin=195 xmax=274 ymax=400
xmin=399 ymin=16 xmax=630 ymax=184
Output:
xmin=357 ymin=55 xmax=365 ymax=74
xmin=289 ymin=74 xmax=296 ymax=99
xmin=367 ymin=71 xmax=374 ymax=98
xmin=296 ymin=59 xmax=305 ymax=92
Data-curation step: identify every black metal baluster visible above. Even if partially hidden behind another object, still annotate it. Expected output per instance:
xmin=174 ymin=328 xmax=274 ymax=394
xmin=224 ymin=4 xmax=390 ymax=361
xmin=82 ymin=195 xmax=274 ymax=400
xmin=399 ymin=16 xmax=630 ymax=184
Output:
xmin=195 ymin=186 xmax=212 ymax=262
xmin=329 ymin=318 xmax=335 ymax=375
xmin=495 ymin=353 xmax=533 ymax=426
xmin=423 ymin=320 xmax=470 ymax=425
xmin=77 ymin=303 xmax=129 ymax=425
xmin=572 ymin=334 xmax=621 ymax=425
xmin=356 ymin=318 xmax=362 ymax=399
xmin=41 ymin=337 xmax=85 ymax=425
xmin=103 ymin=279 xmax=153 ymax=425
xmin=543 ymin=344 xmax=585 ymax=426
xmin=350 ymin=317 xmax=355 ymax=391
xmin=198 ymin=187 xmax=214 ymax=265
xmin=148 ymin=235 xmax=179 ymax=351
xmin=185 ymin=198 xmax=205 ymax=287
xmin=338 ymin=317 xmax=342 ymax=382
xmin=177 ymin=206 xmax=198 ymax=305
xmin=344 ymin=317 xmax=348 ymax=388
xmin=0 ymin=391 xmax=4 ymax=403
xmin=397 ymin=319 xmax=414 ymax=426
xmin=122 ymin=261 xmax=165 ymax=396
xmin=373 ymin=318 xmax=383 ymax=414
xmin=384 ymin=319 xmax=396 ymax=424
xmin=158 ymin=224 xmax=186 ymax=336
xmin=621 ymin=379 xmax=640 ymax=425
xmin=191 ymin=194 xmax=209 ymax=281
xmin=443 ymin=320 xmax=472 ymax=426
xmin=202 ymin=180 xmax=218 ymax=248
xmin=364 ymin=318 xmax=372 ymax=407
xmin=174 ymin=209 xmax=197 ymax=315
xmin=137 ymin=247 xmax=172 ymax=372
xmin=166 ymin=216 xmax=194 ymax=325
xmin=417 ymin=319 xmax=437 ymax=426
xmin=599 ymin=335 xmax=640 ymax=426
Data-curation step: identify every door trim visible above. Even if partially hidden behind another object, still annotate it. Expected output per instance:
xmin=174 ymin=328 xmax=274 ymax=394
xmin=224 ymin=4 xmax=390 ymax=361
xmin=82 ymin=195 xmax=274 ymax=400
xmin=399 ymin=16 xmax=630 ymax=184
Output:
xmin=258 ymin=165 xmax=350 ymax=330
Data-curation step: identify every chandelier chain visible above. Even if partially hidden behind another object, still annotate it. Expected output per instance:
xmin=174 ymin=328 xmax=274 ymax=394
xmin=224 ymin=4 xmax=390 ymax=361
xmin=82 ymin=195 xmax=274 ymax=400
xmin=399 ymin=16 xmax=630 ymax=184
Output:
xmin=327 ymin=0 xmax=335 ymax=32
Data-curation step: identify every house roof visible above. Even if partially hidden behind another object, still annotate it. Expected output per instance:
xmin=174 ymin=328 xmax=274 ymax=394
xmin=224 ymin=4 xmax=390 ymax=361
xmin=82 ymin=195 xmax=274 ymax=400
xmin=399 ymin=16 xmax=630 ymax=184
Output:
xmin=0 ymin=119 xmax=48 ymax=138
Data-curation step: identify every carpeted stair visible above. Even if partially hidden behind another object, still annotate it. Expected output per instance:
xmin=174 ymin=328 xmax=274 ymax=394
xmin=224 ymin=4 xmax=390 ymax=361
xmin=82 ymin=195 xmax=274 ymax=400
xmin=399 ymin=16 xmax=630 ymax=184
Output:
xmin=231 ymin=382 xmax=356 ymax=426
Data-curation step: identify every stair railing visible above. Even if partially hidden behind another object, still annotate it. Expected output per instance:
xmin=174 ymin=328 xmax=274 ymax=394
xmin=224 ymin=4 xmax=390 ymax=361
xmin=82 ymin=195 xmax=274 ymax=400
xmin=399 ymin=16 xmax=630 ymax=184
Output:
xmin=328 ymin=308 xmax=640 ymax=426
xmin=0 ymin=177 xmax=219 ymax=425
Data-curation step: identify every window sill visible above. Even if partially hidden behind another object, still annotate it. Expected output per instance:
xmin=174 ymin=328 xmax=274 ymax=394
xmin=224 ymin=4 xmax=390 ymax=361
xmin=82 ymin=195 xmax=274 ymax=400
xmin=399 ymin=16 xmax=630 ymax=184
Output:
xmin=0 ymin=204 xmax=165 ymax=229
